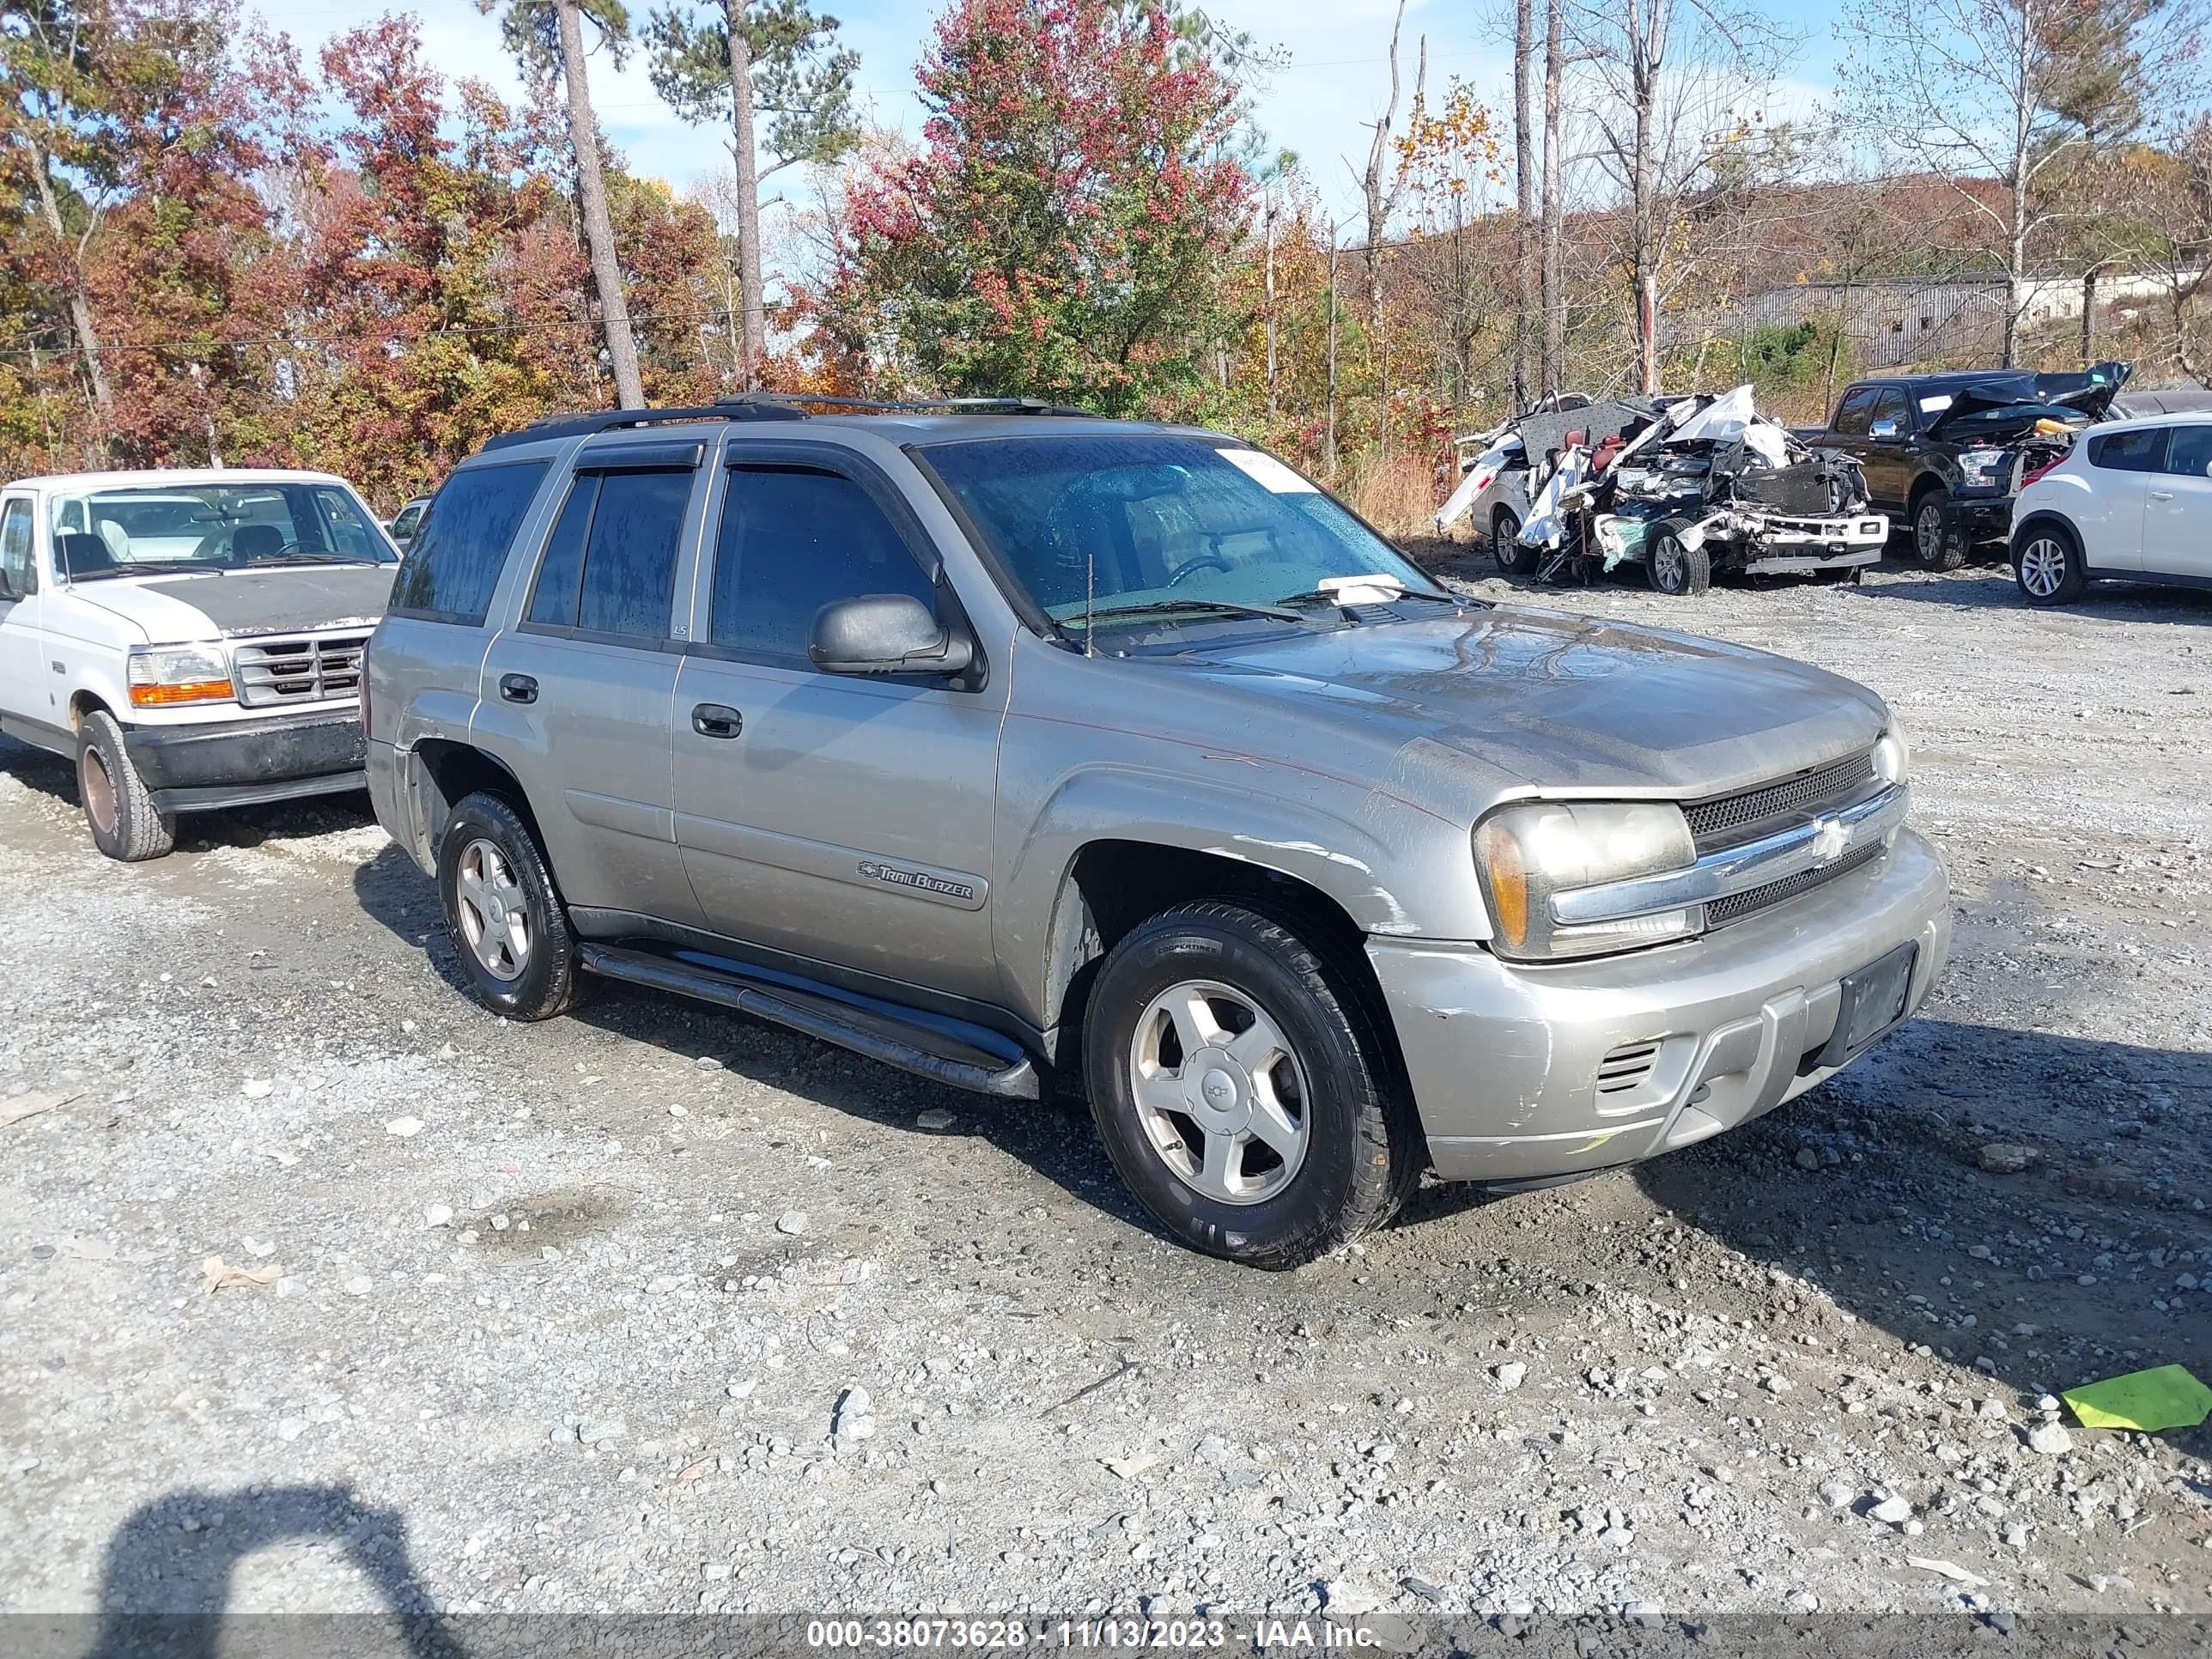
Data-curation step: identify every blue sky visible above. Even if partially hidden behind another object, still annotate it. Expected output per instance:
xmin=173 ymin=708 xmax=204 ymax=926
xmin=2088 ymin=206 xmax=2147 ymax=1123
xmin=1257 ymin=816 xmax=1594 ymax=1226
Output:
xmin=250 ymin=0 xmax=1850 ymax=225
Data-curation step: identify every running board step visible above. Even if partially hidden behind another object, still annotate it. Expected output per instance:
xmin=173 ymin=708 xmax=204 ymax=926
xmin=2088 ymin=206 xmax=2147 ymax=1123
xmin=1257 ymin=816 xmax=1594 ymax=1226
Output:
xmin=577 ymin=943 xmax=1040 ymax=1101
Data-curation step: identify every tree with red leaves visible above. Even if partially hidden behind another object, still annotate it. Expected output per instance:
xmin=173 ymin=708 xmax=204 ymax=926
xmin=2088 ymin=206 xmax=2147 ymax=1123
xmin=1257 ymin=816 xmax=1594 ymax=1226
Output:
xmin=826 ymin=0 xmax=1252 ymax=416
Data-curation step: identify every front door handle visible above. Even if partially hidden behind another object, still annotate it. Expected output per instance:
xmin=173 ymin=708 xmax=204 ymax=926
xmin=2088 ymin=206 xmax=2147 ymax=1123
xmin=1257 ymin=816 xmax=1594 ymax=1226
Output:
xmin=691 ymin=702 xmax=743 ymax=738
xmin=2150 ymin=489 xmax=2175 ymax=501
xmin=499 ymin=673 xmax=538 ymax=704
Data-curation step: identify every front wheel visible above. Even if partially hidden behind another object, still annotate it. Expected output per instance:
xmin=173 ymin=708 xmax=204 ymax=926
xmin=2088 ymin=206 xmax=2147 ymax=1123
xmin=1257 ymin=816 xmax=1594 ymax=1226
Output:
xmin=2014 ymin=526 xmax=2087 ymax=606
xmin=436 ymin=791 xmax=585 ymax=1020
xmin=76 ymin=710 xmax=174 ymax=861
xmin=1648 ymin=529 xmax=1711 ymax=596
xmin=1083 ymin=902 xmax=1419 ymax=1268
xmin=1912 ymin=489 xmax=1966 ymax=570
xmin=1492 ymin=507 xmax=1535 ymax=575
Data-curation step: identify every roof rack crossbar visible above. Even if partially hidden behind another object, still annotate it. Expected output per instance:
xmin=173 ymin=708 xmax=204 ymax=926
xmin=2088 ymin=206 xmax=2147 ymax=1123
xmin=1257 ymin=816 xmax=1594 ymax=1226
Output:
xmin=477 ymin=392 xmax=1098 ymax=452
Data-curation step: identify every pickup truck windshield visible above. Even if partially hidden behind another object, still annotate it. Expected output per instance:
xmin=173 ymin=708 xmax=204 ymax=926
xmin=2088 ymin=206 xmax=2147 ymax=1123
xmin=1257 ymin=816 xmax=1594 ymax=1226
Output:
xmin=46 ymin=483 xmax=396 ymax=578
xmin=918 ymin=434 xmax=1442 ymax=625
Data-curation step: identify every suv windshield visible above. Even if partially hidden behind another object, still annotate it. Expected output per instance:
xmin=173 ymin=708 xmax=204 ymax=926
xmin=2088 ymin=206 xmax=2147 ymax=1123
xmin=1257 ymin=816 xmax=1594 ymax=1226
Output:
xmin=46 ymin=482 xmax=395 ymax=579
xmin=917 ymin=434 xmax=1442 ymax=628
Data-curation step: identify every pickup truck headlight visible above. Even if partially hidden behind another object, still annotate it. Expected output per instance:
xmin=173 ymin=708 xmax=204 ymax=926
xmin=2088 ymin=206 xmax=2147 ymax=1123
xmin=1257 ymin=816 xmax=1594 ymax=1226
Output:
xmin=1957 ymin=447 xmax=2006 ymax=488
xmin=1474 ymin=800 xmax=1699 ymax=961
xmin=128 ymin=643 xmax=234 ymax=708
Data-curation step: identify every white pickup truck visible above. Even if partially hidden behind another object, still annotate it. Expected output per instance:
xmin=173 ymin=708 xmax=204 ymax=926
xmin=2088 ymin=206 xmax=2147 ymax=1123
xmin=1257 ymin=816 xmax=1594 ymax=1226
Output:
xmin=0 ymin=468 xmax=398 ymax=860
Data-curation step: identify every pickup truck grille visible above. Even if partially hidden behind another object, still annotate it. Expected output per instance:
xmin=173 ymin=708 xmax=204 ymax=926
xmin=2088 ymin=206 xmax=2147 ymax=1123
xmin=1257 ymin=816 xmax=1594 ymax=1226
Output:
xmin=1686 ymin=750 xmax=1876 ymax=852
xmin=231 ymin=632 xmax=369 ymax=707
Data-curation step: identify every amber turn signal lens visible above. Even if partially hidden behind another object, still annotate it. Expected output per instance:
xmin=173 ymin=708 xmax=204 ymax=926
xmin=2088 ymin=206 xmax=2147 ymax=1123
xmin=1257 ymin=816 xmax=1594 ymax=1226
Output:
xmin=1476 ymin=819 xmax=1529 ymax=949
xmin=130 ymin=678 xmax=234 ymax=708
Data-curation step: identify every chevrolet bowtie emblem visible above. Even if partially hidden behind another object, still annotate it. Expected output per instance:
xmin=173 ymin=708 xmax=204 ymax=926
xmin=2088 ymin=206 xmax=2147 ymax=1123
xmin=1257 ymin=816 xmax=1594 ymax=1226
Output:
xmin=1809 ymin=817 xmax=1850 ymax=864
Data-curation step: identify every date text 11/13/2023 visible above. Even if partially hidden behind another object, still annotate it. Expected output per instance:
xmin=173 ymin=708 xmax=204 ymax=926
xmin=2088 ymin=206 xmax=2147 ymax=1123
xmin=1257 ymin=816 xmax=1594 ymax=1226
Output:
xmin=805 ymin=1617 xmax=1395 ymax=1650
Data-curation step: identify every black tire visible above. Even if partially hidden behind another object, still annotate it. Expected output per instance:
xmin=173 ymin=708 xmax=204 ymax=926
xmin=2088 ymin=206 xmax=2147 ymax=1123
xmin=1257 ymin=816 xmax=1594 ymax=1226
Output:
xmin=1648 ymin=528 xmax=1711 ymax=596
xmin=1491 ymin=507 xmax=1535 ymax=575
xmin=76 ymin=709 xmax=174 ymax=861
xmin=1082 ymin=901 xmax=1421 ymax=1268
xmin=435 ymin=790 xmax=585 ymax=1020
xmin=2014 ymin=521 xmax=2088 ymax=607
xmin=1911 ymin=489 xmax=1966 ymax=570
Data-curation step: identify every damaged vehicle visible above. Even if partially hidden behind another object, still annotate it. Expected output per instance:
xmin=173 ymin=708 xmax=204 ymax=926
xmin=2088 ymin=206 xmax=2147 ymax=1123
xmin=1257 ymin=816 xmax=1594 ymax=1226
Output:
xmin=1807 ymin=361 xmax=2129 ymax=569
xmin=1450 ymin=387 xmax=1888 ymax=596
xmin=0 ymin=469 xmax=396 ymax=860
xmin=1440 ymin=392 xmax=1595 ymax=574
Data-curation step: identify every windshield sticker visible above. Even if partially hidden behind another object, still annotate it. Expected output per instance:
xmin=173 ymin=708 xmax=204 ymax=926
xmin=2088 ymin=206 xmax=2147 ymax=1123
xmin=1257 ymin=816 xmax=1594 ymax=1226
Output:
xmin=1917 ymin=394 xmax=1954 ymax=413
xmin=1219 ymin=449 xmax=1319 ymax=494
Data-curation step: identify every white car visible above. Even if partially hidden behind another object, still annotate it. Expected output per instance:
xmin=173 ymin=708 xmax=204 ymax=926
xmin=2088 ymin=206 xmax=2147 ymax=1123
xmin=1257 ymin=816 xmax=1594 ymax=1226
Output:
xmin=2009 ymin=411 xmax=2212 ymax=605
xmin=0 ymin=468 xmax=398 ymax=860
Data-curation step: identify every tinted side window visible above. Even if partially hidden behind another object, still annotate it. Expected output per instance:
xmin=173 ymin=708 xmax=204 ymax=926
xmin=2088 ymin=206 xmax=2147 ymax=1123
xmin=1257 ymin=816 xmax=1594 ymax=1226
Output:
xmin=1 ymin=499 xmax=35 ymax=596
xmin=2089 ymin=428 xmax=2168 ymax=472
xmin=526 ymin=469 xmax=690 ymax=640
xmin=2164 ymin=426 xmax=2212 ymax=477
xmin=389 ymin=461 xmax=549 ymax=624
xmin=1831 ymin=388 xmax=1877 ymax=436
xmin=709 ymin=467 xmax=935 ymax=662
xmin=1868 ymin=388 xmax=1909 ymax=429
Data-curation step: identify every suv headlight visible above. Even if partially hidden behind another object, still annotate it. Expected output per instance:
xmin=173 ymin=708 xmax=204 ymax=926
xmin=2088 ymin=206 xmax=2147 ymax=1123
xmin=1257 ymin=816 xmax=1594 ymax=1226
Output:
xmin=128 ymin=642 xmax=234 ymax=708
xmin=1958 ymin=447 xmax=2006 ymax=488
xmin=1873 ymin=717 xmax=1910 ymax=785
xmin=1474 ymin=800 xmax=1699 ymax=961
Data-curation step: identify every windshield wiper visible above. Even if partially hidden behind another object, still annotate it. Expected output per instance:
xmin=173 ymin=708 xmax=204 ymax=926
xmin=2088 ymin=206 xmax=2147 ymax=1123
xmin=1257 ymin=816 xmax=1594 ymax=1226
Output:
xmin=67 ymin=560 xmax=226 ymax=581
xmin=244 ymin=552 xmax=374 ymax=567
xmin=1273 ymin=580 xmax=1459 ymax=608
xmin=1081 ymin=597 xmax=1307 ymax=625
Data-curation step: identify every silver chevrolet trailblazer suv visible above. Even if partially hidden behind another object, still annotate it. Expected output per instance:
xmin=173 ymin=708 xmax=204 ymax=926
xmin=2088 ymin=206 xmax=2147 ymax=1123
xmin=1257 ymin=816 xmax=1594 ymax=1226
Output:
xmin=365 ymin=398 xmax=1950 ymax=1268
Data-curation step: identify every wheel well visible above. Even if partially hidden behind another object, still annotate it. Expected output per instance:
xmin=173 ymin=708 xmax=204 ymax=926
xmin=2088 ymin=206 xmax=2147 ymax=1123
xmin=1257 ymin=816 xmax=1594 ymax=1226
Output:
xmin=1491 ymin=502 xmax=1519 ymax=530
xmin=1905 ymin=474 xmax=1943 ymax=516
xmin=68 ymin=690 xmax=111 ymax=727
xmin=410 ymin=739 xmax=542 ymax=853
xmin=2011 ymin=511 xmax=2079 ymax=556
xmin=1041 ymin=840 xmax=1390 ymax=1071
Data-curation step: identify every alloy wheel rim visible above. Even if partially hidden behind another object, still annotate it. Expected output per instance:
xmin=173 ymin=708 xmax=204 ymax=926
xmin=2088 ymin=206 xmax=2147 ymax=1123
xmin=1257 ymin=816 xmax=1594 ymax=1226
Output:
xmin=2021 ymin=538 xmax=2066 ymax=598
xmin=1127 ymin=979 xmax=1310 ymax=1206
xmin=456 ymin=837 xmax=531 ymax=981
xmin=1653 ymin=537 xmax=1683 ymax=589
xmin=79 ymin=748 xmax=118 ymax=836
xmin=1917 ymin=505 xmax=1943 ymax=561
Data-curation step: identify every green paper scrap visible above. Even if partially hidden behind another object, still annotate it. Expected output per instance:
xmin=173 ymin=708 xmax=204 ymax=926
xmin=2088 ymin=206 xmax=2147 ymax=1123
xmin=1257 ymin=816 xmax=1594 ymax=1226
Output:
xmin=2062 ymin=1364 xmax=2212 ymax=1433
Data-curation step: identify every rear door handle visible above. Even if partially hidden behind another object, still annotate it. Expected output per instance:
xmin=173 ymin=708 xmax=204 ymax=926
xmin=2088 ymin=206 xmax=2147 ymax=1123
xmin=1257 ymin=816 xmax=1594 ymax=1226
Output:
xmin=2150 ymin=489 xmax=2175 ymax=501
xmin=499 ymin=673 xmax=538 ymax=704
xmin=691 ymin=702 xmax=743 ymax=738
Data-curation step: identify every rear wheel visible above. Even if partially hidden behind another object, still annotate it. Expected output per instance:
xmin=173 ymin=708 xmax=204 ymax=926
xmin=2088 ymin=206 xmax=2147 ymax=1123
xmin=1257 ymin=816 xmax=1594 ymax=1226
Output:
xmin=1491 ymin=507 xmax=1534 ymax=575
xmin=76 ymin=710 xmax=173 ymax=862
xmin=1648 ymin=529 xmax=1711 ymax=596
xmin=1083 ymin=902 xmax=1419 ymax=1268
xmin=1911 ymin=489 xmax=1966 ymax=570
xmin=2014 ymin=525 xmax=2087 ymax=606
xmin=436 ymin=791 xmax=585 ymax=1020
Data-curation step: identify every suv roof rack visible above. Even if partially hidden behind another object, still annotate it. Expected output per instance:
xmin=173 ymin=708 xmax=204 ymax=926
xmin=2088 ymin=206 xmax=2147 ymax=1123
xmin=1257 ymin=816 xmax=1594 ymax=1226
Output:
xmin=478 ymin=392 xmax=1097 ymax=453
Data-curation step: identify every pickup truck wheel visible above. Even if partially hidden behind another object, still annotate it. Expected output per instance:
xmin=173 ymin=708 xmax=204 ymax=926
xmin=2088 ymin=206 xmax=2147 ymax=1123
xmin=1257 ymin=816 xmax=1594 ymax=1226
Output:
xmin=1648 ymin=530 xmax=1711 ymax=596
xmin=76 ymin=710 xmax=174 ymax=862
xmin=1491 ymin=507 xmax=1535 ymax=575
xmin=436 ymin=791 xmax=585 ymax=1021
xmin=1911 ymin=489 xmax=1966 ymax=570
xmin=1084 ymin=902 xmax=1419 ymax=1268
xmin=2014 ymin=526 xmax=2087 ymax=606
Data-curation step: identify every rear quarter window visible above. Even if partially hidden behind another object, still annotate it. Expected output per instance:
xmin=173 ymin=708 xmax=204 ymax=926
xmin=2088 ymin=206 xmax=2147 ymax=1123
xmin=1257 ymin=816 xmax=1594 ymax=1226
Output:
xmin=2087 ymin=428 xmax=2168 ymax=473
xmin=388 ymin=460 xmax=550 ymax=624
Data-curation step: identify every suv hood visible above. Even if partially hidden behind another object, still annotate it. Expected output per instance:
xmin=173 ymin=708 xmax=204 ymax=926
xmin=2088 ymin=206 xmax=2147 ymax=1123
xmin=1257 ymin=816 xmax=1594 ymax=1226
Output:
xmin=1177 ymin=605 xmax=1887 ymax=796
xmin=64 ymin=564 xmax=393 ymax=643
xmin=1923 ymin=360 xmax=2130 ymax=439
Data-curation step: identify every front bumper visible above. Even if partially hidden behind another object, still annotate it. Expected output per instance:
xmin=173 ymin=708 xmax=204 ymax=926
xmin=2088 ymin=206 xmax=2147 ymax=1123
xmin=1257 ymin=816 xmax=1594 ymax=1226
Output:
xmin=1369 ymin=828 xmax=1950 ymax=1184
xmin=124 ymin=708 xmax=367 ymax=814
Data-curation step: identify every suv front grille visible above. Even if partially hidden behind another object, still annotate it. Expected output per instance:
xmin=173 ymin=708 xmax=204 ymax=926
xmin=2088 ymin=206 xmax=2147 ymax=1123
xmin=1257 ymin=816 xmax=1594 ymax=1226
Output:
xmin=1686 ymin=750 xmax=1876 ymax=851
xmin=231 ymin=633 xmax=368 ymax=707
xmin=1708 ymin=840 xmax=1882 ymax=928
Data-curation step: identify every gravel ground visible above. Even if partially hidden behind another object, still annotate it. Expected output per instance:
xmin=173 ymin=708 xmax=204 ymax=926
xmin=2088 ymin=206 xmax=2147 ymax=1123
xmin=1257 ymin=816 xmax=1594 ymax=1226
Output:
xmin=2 ymin=557 xmax=2209 ymax=1648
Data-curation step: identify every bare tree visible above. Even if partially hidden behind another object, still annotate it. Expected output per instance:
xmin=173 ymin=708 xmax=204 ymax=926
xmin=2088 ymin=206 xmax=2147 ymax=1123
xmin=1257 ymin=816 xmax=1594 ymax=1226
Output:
xmin=1576 ymin=0 xmax=1786 ymax=392
xmin=1355 ymin=0 xmax=1425 ymax=415
xmin=1843 ymin=0 xmax=2199 ymax=367
xmin=485 ymin=0 xmax=647 ymax=408
xmin=1540 ymin=0 xmax=1565 ymax=391
xmin=1512 ymin=0 xmax=1535 ymax=408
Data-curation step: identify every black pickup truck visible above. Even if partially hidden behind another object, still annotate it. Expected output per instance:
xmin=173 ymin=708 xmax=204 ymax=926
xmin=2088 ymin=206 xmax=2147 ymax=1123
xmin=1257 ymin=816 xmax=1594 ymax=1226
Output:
xmin=1802 ymin=362 xmax=2128 ymax=568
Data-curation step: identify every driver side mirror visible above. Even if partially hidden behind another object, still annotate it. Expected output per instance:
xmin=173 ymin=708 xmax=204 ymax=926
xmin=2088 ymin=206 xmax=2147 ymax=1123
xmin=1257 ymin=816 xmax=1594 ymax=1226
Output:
xmin=1869 ymin=417 xmax=1901 ymax=441
xmin=809 ymin=593 xmax=974 ymax=678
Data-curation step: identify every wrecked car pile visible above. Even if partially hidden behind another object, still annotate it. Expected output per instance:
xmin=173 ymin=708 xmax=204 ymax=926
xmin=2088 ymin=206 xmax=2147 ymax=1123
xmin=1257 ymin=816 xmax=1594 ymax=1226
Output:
xmin=1440 ymin=386 xmax=1889 ymax=596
